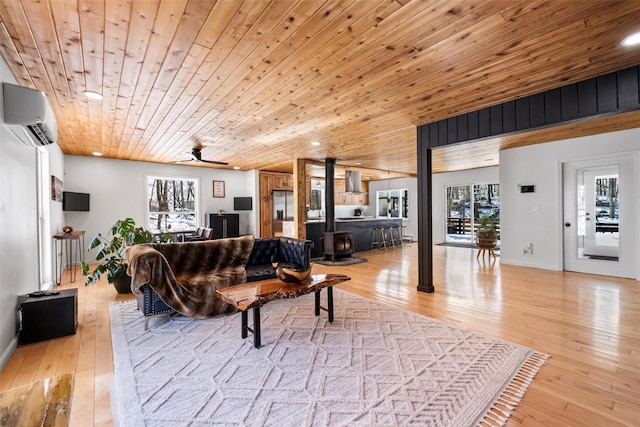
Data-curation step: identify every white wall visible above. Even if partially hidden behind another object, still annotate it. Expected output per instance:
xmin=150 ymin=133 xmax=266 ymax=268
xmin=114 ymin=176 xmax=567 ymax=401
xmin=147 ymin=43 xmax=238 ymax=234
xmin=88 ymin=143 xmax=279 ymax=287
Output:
xmin=500 ymin=128 xmax=640 ymax=274
xmin=431 ymin=167 xmax=499 ymax=243
xmin=0 ymin=121 xmax=39 ymax=368
xmin=0 ymin=57 xmax=65 ymax=369
xmin=63 ymin=155 xmax=259 ymax=261
xmin=367 ymin=177 xmax=418 ymax=241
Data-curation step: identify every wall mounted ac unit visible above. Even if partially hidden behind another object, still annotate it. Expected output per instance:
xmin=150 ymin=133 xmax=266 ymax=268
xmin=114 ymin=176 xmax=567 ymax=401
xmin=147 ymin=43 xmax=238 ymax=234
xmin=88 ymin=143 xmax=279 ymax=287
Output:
xmin=2 ymin=82 xmax=58 ymax=147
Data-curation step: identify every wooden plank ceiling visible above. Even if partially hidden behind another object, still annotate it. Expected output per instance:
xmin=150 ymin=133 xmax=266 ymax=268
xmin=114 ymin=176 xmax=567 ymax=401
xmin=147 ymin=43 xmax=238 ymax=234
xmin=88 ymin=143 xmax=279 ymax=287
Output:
xmin=1 ymin=0 xmax=640 ymax=177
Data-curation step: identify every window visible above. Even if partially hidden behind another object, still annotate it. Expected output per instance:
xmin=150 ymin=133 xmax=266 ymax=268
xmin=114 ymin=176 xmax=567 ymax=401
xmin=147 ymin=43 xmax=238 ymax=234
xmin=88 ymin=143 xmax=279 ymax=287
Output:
xmin=309 ymin=180 xmax=325 ymax=211
xmin=146 ymin=175 xmax=199 ymax=232
xmin=376 ymin=189 xmax=409 ymax=219
xmin=445 ymin=183 xmax=499 ymax=243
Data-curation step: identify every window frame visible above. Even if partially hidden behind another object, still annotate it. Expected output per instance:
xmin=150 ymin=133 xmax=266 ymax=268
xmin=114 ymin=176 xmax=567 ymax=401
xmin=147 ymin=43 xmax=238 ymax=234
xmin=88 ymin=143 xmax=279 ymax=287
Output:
xmin=376 ymin=188 xmax=409 ymax=219
xmin=144 ymin=174 xmax=201 ymax=233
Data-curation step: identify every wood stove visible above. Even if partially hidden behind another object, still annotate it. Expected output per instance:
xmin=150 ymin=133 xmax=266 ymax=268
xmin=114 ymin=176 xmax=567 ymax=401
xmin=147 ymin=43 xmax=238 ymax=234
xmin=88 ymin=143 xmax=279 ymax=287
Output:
xmin=323 ymin=231 xmax=354 ymax=262
xmin=322 ymin=158 xmax=355 ymax=262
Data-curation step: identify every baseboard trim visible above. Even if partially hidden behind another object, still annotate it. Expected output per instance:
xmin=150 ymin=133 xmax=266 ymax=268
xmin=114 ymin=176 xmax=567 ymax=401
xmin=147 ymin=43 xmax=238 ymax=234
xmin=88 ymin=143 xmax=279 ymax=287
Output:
xmin=499 ymin=259 xmax=562 ymax=271
xmin=0 ymin=333 xmax=19 ymax=372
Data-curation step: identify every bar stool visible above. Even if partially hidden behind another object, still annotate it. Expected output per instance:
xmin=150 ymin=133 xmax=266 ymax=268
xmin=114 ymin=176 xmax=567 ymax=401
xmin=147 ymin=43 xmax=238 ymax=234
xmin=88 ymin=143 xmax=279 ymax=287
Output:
xmin=388 ymin=226 xmax=402 ymax=248
xmin=371 ymin=226 xmax=387 ymax=250
xmin=401 ymin=225 xmax=412 ymax=246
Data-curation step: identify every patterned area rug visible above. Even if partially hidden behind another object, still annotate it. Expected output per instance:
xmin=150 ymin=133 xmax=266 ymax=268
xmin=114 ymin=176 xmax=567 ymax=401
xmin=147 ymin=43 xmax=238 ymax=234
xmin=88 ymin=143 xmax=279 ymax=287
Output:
xmin=110 ymin=289 xmax=547 ymax=426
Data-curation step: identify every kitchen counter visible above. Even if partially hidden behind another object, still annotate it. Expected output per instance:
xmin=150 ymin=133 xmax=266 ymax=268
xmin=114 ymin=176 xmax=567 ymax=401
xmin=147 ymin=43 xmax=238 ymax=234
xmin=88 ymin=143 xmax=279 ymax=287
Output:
xmin=306 ymin=217 xmax=403 ymax=257
xmin=305 ymin=216 xmax=386 ymax=224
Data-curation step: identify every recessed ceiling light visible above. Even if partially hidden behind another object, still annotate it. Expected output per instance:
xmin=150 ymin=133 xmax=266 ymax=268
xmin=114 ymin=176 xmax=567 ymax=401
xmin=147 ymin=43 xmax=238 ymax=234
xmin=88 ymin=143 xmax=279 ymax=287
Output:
xmin=621 ymin=32 xmax=640 ymax=47
xmin=92 ymin=151 xmax=103 ymax=156
xmin=84 ymin=91 xmax=103 ymax=100
xmin=310 ymin=141 xmax=321 ymax=146
xmin=233 ymin=166 xmax=240 ymax=170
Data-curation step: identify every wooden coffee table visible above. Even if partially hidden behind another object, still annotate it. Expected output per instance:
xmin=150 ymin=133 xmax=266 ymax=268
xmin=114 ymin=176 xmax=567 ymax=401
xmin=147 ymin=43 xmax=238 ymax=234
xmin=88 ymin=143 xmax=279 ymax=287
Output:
xmin=216 ymin=273 xmax=350 ymax=348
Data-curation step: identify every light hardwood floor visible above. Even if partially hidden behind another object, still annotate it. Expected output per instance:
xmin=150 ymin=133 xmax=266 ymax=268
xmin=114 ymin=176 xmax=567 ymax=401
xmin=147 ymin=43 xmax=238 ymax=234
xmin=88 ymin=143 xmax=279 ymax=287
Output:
xmin=1 ymin=244 xmax=638 ymax=426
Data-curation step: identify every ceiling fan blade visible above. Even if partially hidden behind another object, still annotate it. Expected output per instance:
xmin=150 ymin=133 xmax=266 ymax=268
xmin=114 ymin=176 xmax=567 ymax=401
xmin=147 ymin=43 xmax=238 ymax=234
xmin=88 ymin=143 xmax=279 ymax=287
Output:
xmin=189 ymin=147 xmax=227 ymax=165
xmin=199 ymin=158 xmax=229 ymax=165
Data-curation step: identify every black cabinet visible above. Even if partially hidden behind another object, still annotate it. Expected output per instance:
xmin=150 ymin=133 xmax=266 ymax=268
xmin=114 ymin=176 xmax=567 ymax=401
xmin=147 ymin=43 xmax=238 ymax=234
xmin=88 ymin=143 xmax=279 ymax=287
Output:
xmin=20 ymin=288 xmax=78 ymax=344
xmin=205 ymin=213 xmax=240 ymax=239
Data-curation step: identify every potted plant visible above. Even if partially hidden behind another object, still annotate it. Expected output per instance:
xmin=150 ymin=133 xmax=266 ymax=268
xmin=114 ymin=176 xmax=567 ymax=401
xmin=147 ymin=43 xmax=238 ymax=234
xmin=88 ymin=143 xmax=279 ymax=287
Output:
xmin=81 ymin=218 xmax=174 ymax=293
xmin=476 ymin=215 xmax=498 ymax=248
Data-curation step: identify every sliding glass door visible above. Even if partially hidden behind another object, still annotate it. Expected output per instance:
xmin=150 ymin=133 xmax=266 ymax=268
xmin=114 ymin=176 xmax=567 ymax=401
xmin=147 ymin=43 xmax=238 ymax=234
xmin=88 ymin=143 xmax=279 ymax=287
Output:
xmin=445 ymin=183 xmax=500 ymax=244
xmin=445 ymin=185 xmax=471 ymax=242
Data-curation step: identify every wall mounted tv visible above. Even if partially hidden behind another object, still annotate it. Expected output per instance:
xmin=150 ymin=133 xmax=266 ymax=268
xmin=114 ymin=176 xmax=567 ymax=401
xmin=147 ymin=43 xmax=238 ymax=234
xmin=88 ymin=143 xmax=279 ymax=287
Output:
xmin=234 ymin=197 xmax=252 ymax=211
xmin=62 ymin=191 xmax=90 ymax=211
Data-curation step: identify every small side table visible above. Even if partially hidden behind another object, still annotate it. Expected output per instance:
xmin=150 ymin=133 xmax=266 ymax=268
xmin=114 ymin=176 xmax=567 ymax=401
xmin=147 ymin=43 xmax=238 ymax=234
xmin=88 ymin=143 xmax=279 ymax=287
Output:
xmin=19 ymin=289 xmax=78 ymax=344
xmin=476 ymin=243 xmax=496 ymax=259
xmin=52 ymin=231 xmax=85 ymax=285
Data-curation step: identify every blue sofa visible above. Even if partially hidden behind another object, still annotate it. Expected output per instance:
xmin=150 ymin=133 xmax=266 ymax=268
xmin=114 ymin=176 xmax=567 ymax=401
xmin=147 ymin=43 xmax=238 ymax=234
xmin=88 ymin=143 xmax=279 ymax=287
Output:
xmin=128 ymin=236 xmax=313 ymax=329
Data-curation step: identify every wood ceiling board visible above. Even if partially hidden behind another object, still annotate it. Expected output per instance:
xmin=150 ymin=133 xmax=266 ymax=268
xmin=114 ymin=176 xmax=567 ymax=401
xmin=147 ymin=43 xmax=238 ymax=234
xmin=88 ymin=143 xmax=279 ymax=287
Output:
xmin=1 ymin=0 xmax=639 ymax=174
xmin=497 ymin=109 xmax=640 ymax=151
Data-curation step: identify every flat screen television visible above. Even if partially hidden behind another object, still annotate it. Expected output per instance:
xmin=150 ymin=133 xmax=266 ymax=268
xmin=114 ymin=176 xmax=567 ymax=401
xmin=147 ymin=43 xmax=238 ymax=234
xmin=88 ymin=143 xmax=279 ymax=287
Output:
xmin=234 ymin=197 xmax=252 ymax=211
xmin=63 ymin=191 xmax=90 ymax=211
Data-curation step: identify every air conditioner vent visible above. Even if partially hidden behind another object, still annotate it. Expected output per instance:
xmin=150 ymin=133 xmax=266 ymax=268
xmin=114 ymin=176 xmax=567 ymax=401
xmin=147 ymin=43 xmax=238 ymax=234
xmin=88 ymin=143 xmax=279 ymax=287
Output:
xmin=26 ymin=122 xmax=56 ymax=146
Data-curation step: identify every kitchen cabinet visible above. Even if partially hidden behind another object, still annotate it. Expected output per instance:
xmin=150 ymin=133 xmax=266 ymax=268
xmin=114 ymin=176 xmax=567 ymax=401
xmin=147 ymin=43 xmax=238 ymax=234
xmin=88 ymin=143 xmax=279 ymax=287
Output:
xmin=333 ymin=179 xmax=368 ymax=205
xmin=305 ymin=218 xmax=402 ymax=257
xmin=275 ymin=175 xmax=293 ymax=190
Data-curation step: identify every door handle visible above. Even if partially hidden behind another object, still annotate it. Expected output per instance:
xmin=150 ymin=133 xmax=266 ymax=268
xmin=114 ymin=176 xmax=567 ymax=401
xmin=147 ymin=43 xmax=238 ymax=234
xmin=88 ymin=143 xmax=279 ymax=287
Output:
xmin=565 ymin=223 xmax=571 ymax=227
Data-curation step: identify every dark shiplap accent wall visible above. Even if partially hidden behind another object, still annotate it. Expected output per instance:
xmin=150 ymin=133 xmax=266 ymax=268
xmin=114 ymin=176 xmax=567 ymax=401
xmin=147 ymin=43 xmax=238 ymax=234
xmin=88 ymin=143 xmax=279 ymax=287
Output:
xmin=418 ymin=65 xmax=640 ymax=147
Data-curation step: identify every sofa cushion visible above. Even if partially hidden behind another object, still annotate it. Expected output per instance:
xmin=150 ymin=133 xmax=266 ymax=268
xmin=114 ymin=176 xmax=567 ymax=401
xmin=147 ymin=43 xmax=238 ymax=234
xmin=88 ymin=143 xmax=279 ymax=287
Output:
xmin=277 ymin=237 xmax=311 ymax=270
xmin=247 ymin=238 xmax=280 ymax=266
xmin=246 ymin=265 xmax=276 ymax=282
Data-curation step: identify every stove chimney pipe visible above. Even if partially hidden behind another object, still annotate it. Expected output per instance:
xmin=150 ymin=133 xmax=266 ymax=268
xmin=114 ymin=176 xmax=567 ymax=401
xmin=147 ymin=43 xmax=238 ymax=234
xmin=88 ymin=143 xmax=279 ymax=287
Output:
xmin=325 ymin=158 xmax=336 ymax=233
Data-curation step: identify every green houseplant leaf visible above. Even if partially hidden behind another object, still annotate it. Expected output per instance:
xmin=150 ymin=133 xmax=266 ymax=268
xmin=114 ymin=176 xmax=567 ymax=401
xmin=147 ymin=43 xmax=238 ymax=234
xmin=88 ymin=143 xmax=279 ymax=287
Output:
xmin=476 ymin=215 xmax=497 ymax=238
xmin=81 ymin=217 xmax=174 ymax=286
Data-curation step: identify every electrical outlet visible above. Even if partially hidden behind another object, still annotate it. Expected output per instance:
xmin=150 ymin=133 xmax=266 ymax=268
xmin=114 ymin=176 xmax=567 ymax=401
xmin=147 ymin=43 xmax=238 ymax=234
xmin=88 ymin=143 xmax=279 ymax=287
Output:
xmin=522 ymin=243 xmax=533 ymax=254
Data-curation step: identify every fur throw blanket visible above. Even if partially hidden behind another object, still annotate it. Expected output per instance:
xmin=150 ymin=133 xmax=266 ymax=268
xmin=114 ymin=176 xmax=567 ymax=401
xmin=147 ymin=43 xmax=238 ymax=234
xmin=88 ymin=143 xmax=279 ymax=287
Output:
xmin=126 ymin=235 xmax=255 ymax=318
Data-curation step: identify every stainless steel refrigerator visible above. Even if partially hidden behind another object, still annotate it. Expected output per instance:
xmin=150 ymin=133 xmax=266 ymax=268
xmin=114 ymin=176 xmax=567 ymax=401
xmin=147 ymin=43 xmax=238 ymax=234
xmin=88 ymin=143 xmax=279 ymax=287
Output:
xmin=273 ymin=190 xmax=294 ymax=236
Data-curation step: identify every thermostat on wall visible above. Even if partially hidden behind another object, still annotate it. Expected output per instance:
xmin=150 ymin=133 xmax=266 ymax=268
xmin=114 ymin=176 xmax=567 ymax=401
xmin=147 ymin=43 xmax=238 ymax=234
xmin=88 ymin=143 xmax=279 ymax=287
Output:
xmin=520 ymin=185 xmax=535 ymax=193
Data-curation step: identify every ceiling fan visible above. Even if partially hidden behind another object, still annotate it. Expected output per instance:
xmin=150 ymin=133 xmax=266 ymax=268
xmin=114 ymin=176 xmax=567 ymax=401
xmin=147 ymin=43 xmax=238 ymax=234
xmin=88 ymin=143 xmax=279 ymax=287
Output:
xmin=176 ymin=147 xmax=228 ymax=165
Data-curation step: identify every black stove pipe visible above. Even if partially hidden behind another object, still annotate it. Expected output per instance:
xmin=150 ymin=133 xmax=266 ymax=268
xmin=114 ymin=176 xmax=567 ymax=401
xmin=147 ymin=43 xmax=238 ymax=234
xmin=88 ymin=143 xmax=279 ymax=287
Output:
xmin=325 ymin=158 xmax=336 ymax=233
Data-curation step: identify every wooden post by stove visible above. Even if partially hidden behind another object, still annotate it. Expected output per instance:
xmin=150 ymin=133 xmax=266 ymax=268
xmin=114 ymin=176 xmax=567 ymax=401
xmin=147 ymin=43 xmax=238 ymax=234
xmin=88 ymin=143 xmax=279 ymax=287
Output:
xmin=294 ymin=158 xmax=308 ymax=239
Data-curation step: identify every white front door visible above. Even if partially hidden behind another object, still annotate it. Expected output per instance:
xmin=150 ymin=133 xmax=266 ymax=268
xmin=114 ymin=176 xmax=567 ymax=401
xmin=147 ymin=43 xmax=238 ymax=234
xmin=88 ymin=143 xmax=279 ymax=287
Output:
xmin=563 ymin=155 xmax=637 ymax=278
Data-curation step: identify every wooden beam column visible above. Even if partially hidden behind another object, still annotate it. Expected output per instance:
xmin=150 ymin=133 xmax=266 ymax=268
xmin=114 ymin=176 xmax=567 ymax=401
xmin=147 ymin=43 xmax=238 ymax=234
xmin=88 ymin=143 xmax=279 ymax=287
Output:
xmin=293 ymin=158 xmax=308 ymax=239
